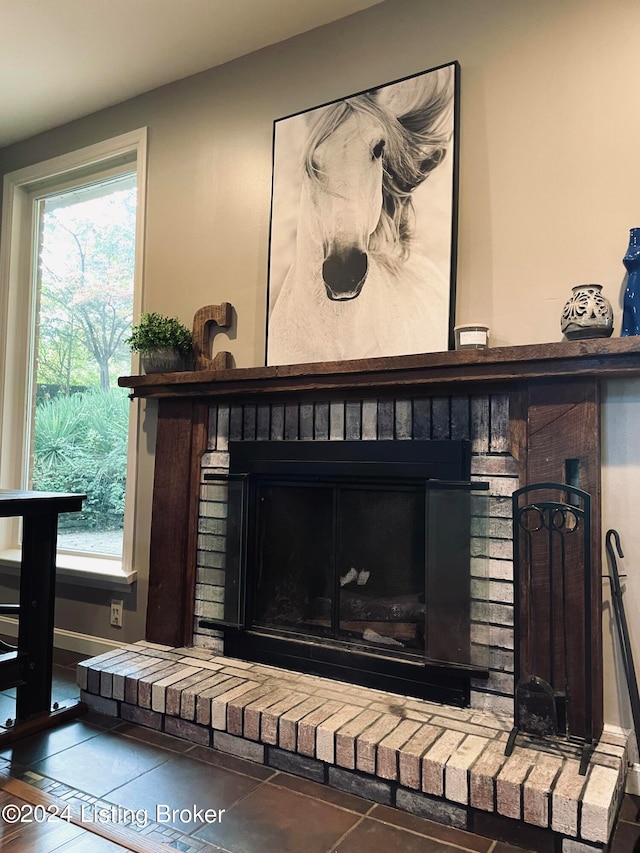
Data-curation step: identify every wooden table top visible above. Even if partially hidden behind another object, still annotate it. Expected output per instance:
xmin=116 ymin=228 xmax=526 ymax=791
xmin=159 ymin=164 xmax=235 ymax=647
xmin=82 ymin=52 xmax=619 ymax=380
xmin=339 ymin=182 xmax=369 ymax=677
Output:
xmin=0 ymin=490 xmax=85 ymax=517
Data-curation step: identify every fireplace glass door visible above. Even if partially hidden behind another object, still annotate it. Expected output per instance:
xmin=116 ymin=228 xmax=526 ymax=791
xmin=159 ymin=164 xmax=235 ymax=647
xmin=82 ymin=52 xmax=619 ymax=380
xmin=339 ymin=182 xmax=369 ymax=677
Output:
xmin=202 ymin=440 xmax=490 ymax=702
xmin=253 ymin=482 xmax=427 ymax=656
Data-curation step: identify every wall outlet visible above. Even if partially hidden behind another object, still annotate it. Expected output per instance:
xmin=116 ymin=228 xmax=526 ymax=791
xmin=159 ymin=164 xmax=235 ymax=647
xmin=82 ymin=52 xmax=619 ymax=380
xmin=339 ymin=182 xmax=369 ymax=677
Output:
xmin=110 ymin=599 xmax=124 ymax=628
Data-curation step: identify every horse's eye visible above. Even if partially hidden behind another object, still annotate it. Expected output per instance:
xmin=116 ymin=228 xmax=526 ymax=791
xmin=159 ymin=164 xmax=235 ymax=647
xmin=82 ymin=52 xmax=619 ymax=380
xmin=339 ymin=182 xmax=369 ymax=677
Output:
xmin=372 ymin=140 xmax=385 ymax=160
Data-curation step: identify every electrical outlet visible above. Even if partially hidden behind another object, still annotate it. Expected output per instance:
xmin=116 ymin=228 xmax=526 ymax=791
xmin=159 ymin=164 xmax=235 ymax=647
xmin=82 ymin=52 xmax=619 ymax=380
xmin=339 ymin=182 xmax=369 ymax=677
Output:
xmin=110 ymin=599 xmax=124 ymax=628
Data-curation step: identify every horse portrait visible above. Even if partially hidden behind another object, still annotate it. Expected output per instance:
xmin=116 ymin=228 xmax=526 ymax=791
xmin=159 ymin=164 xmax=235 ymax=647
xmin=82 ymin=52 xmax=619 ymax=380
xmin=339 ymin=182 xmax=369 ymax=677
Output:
xmin=266 ymin=62 xmax=458 ymax=366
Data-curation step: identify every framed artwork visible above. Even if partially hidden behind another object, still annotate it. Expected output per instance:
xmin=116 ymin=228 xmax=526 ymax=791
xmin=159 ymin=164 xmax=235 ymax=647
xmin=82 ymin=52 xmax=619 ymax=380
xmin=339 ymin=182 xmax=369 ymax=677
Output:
xmin=265 ymin=61 xmax=459 ymax=366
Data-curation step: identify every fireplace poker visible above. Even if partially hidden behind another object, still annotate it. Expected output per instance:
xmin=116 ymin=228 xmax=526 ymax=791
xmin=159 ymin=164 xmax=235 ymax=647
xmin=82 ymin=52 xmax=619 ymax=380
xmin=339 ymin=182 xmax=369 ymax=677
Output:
xmin=605 ymin=529 xmax=640 ymax=755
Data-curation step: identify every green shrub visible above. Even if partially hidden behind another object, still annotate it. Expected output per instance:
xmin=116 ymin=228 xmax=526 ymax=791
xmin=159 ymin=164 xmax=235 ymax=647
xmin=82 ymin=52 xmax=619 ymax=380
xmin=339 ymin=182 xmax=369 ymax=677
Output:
xmin=32 ymin=388 xmax=129 ymax=530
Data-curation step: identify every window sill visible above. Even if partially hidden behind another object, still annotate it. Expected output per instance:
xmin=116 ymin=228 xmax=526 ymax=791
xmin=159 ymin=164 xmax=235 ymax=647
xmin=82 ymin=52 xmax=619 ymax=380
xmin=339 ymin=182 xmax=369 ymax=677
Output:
xmin=0 ymin=548 xmax=137 ymax=588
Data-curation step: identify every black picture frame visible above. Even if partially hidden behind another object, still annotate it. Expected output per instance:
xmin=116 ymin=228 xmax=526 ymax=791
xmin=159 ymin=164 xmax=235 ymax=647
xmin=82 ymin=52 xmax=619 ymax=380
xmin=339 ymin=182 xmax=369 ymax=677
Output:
xmin=265 ymin=60 xmax=460 ymax=366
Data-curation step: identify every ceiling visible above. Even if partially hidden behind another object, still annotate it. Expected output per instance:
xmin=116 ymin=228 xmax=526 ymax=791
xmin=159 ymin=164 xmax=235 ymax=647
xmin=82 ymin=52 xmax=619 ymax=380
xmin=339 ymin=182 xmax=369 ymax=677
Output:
xmin=0 ymin=0 xmax=384 ymax=149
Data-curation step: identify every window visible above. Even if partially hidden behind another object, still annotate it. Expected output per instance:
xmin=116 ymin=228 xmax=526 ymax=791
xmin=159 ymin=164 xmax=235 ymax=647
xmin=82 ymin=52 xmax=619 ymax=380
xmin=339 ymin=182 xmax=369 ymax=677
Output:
xmin=0 ymin=130 xmax=147 ymax=583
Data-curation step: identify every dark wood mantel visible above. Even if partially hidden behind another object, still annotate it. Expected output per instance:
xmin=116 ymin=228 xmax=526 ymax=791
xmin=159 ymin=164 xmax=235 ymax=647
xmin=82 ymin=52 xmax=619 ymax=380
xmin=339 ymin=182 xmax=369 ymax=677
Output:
xmin=119 ymin=337 xmax=640 ymax=399
xmin=119 ymin=336 xmax=640 ymax=743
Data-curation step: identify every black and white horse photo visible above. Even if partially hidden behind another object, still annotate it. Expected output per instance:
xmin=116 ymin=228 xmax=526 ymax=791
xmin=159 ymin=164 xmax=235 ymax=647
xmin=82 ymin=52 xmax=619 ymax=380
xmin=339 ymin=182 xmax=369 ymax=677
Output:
xmin=267 ymin=62 xmax=457 ymax=365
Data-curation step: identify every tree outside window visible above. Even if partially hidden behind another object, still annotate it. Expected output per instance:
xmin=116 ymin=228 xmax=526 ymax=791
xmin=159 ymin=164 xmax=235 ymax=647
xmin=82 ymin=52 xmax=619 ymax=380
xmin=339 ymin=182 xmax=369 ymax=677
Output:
xmin=31 ymin=175 xmax=136 ymax=556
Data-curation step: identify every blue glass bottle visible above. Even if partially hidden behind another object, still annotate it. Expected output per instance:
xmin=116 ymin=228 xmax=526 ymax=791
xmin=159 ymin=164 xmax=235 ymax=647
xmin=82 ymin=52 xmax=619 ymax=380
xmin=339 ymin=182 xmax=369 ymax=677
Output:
xmin=622 ymin=228 xmax=640 ymax=336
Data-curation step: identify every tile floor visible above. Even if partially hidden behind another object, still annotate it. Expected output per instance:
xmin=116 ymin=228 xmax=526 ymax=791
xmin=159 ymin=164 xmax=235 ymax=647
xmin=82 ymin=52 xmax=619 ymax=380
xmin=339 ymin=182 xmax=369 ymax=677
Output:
xmin=0 ymin=657 xmax=638 ymax=852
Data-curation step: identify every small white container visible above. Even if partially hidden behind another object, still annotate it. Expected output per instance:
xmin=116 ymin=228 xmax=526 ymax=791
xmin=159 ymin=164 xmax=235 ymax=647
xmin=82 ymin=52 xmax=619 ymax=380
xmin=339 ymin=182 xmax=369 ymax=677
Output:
xmin=454 ymin=324 xmax=490 ymax=350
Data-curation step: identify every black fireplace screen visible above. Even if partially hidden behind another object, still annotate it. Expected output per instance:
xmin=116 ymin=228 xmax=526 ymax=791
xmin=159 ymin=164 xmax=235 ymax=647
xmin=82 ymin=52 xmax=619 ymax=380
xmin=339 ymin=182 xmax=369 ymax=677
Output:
xmin=254 ymin=483 xmax=426 ymax=653
xmin=201 ymin=441 xmax=490 ymax=681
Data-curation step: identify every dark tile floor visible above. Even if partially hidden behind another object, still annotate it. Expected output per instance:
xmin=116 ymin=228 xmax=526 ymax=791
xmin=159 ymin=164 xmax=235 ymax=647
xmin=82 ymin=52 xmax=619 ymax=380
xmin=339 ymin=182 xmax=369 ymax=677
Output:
xmin=0 ymin=656 xmax=637 ymax=852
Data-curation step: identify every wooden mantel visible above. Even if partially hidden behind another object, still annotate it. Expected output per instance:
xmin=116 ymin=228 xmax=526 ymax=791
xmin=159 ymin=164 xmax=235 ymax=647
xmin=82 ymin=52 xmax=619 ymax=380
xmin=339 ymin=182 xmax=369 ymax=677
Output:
xmin=118 ymin=336 xmax=640 ymax=744
xmin=119 ymin=337 xmax=640 ymax=399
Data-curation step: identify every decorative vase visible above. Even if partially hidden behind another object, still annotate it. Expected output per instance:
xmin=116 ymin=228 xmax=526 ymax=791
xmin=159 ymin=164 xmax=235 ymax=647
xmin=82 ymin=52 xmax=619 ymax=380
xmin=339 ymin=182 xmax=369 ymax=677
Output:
xmin=622 ymin=227 xmax=640 ymax=336
xmin=141 ymin=348 xmax=187 ymax=374
xmin=560 ymin=284 xmax=614 ymax=340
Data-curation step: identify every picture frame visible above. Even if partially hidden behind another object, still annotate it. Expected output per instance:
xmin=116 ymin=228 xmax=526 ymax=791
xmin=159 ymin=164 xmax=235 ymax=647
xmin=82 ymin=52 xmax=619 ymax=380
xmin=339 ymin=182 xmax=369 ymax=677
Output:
xmin=265 ymin=60 xmax=459 ymax=366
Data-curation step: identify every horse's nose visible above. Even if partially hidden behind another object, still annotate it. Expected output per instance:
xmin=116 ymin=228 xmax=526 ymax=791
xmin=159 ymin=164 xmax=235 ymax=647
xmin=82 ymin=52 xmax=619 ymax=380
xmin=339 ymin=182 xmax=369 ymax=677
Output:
xmin=322 ymin=249 xmax=368 ymax=300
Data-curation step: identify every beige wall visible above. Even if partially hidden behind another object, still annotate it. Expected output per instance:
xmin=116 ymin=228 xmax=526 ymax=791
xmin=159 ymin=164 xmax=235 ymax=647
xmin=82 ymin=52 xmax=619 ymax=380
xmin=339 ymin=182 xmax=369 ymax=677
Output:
xmin=1 ymin=0 xmax=639 ymax=727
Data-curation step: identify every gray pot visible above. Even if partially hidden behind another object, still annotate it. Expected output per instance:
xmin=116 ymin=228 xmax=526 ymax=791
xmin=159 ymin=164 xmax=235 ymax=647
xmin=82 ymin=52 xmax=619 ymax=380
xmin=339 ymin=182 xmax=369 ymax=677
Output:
xmin=561 ymin=284 xmax=614 ymax=340
xmin=141 ymin=348 xmax=188 ymax=374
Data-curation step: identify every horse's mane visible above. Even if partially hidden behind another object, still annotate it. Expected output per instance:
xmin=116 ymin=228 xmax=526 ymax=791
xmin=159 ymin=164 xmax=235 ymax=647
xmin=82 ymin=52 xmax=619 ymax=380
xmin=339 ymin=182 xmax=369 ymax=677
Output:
xmin=302 ymin=68 xmax=454 ymax=271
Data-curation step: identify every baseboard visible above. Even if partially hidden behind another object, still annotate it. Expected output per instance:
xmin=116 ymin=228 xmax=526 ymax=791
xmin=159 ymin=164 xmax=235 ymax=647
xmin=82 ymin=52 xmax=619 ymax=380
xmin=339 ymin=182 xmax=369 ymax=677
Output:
xmin=0 ymin=616 xmax=124 ymax=657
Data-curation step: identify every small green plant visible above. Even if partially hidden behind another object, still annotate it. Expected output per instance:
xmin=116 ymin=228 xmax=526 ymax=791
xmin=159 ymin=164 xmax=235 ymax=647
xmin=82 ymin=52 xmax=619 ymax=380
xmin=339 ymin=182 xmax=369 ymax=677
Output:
xmin=125 ymin=312 xmax=193 ymax=355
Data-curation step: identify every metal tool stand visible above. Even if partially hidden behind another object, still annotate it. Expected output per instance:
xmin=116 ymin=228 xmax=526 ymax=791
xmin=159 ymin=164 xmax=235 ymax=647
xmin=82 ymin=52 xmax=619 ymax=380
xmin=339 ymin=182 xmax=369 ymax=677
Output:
xmin=505 ymin=483 xmax=595 ymax=775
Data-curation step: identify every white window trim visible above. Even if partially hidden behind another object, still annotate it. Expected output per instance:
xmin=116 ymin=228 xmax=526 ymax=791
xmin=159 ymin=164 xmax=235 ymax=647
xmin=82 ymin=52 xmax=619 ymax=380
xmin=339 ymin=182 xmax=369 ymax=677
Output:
xmin=0 ymin=129 xmax=147 ymax=586
xmin=0 ymin=549 xmax=136 ymax=587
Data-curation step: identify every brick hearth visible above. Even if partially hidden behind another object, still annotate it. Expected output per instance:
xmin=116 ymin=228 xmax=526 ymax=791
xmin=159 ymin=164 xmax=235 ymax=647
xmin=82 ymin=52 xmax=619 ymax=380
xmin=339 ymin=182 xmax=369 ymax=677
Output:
xmin=78 ymin=641 xmax=628 ymax=852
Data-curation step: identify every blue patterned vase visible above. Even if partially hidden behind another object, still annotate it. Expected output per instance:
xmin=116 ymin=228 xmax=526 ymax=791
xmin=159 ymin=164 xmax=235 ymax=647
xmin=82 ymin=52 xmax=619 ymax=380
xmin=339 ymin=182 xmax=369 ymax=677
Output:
xmin=622 ymin=227 xmax=640 ymax=336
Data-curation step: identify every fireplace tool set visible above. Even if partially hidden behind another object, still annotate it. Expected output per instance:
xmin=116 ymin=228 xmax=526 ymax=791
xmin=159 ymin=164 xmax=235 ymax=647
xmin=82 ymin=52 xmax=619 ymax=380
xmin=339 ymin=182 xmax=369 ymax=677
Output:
xmin=506 ymin=482 xmax=595 ymax=774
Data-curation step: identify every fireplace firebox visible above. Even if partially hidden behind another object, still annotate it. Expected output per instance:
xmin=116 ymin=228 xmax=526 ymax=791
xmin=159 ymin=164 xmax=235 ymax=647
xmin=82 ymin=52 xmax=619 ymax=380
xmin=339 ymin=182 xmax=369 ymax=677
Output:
xmin=200 ymin=440 xmax=490 ymax=705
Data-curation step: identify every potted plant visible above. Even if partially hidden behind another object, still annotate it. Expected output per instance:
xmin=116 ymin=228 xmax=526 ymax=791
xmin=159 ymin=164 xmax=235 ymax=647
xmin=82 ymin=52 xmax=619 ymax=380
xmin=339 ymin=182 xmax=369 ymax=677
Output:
xmin=126 ymin=312 xmax=193 ymax=373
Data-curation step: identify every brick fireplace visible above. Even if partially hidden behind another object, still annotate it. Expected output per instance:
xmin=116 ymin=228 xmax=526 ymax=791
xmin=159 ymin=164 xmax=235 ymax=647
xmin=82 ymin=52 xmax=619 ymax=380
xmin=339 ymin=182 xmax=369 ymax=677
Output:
xmin=124 ymin=337 xmax=625 ymax=743
xmin=106 ymin=338 xmax=640 ymax=849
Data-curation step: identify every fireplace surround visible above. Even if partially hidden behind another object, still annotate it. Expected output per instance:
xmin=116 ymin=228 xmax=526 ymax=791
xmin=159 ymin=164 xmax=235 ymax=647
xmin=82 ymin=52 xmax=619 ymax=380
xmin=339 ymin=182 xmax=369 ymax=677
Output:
xmin=193 ymin=391 xmax=513 ymax=713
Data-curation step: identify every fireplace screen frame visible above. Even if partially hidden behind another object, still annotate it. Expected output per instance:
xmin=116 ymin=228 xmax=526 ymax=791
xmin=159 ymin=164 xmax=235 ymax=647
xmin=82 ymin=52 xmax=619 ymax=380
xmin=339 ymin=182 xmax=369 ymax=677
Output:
xmin=201 ymin=440 xmax=490 ymax=704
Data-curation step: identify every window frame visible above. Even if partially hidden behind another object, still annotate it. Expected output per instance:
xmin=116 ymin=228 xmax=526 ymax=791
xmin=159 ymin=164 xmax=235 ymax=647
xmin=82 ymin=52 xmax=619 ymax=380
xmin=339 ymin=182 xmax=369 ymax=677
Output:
xmin=0 ymin=129 xmax=147 ymax=585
